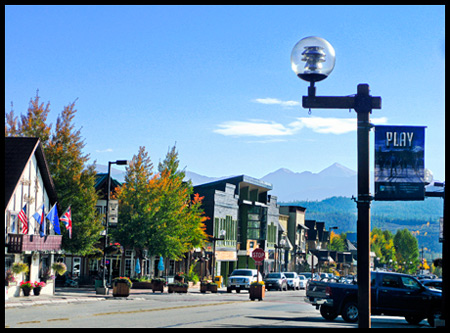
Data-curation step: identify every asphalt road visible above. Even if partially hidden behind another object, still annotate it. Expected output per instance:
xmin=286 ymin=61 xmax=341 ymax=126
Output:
xmin=5 ymin=289 xmax=432 ymax=328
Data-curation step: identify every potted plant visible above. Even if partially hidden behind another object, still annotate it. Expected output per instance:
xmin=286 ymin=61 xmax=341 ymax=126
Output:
xmin=33 ymin=281 xmax=46 ymax=296
xmin=249 ymin=281 xmax=265 ymax=301
xmin=174 ymin=272 xmax=185 ymax=283
xmin=168 ymin=281 xmax=188 ymax=293
xmin=151 ymin=278 xmax=165 ymax=293
xmin=112 ymin=277 xmax=132 ymax=297
xmin=200 ymin=279 xmax=218 ymax=293
xmin=20 ymin=281 xmax=34 ymax=296
xmin=52 ymin=262 xmax=67 ymax=276
xmin=40 ymin=268 xmax=56 ymax=283
xmin=11 ymin=262 xmax=29 ymax=275
xmin=5 ymin=270 xmax=16 ymax=287
xmin=132 ymin=276 xmax=152 ymax=289
xmin=104 ymin=243 xmax=123 ymax=255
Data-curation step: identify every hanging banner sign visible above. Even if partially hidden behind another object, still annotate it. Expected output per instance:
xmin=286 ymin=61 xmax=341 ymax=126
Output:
xmin=374 ymin=125 xmax=426 ymax=201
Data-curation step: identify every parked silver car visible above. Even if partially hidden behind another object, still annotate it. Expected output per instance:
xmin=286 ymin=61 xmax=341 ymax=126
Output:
xmin=284 ymin=272 xmax=301 ymax=290
xmin=298 ymin=274 xmax=307 ymax=289
xmin=264 ymin=272 xmax=288 ymax=291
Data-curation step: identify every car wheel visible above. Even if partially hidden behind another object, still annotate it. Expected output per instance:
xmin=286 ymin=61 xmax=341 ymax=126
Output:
xmin=320 ymin=305 xmax=338 ymax=321
xmin=341 ymin=301 xmax=358 ymax=323
xmin=405 ymin=315 xmax=424 ymax=325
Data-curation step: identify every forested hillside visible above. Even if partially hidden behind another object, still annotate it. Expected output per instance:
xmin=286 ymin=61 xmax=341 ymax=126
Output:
xmin=284 ymin=196 xmax=443 ymax=258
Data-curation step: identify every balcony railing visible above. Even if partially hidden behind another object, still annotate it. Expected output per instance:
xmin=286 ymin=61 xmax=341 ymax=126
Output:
xmin=7 ymin=234 xmax=62 ymax=253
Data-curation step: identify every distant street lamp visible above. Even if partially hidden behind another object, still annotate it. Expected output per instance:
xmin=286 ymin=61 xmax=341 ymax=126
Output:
xmin=275 ymin=238 xmax=286 ymax=272
xmin=211 ymin=229 xmax=226 ymax=279
xmin=291 ymin=36 xmax=381 ymax=328
xmin=100 ymin=159 xmax=128 ymax=293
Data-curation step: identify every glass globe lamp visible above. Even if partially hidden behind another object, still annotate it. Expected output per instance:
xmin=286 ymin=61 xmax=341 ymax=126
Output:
xmin=291 ymin=36 xmax=336 ymax=83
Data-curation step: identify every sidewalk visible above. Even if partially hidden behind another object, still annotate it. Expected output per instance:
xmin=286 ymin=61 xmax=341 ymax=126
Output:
xmin=5 ymin=284 xmax=225 ymax=308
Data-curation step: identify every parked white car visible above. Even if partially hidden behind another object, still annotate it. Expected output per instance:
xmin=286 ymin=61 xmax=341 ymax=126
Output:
xmin=227 ymin=269 xmax=263 ymax=293
xmin=298 ymin=274 xmax=307 ymax=289
xmin=284 ymin=272 xmax=301 ymax=290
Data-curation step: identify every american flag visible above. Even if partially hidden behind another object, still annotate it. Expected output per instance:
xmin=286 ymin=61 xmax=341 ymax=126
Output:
xmin=18 ymin=204 xmax=28 ymax=234
xmin=61 ymin=206 xmax=72 ymax=239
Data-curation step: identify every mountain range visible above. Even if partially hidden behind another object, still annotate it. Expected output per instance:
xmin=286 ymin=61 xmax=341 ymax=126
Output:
xmin=186 ymin=162 xmax=358 ymax=202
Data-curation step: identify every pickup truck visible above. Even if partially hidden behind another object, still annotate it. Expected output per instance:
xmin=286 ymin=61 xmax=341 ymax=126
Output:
xmin=227 ymin=269 xmax=263 ymax=293
xmin=305 ymin=271 xmax=442 ymax=326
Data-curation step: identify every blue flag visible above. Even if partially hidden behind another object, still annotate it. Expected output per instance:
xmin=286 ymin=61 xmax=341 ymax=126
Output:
xmin=46 ymin=203 xmax=61 ymax=235
xmin=33 ymin=204 xmax=46 ymax=237
xmin=158 ymin=256 xmax=164 ymax=271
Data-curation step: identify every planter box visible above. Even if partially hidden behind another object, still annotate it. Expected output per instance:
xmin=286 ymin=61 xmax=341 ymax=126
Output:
xmin=131 ymin=281 xmax=152 ymax=289
xmin=249 ymin=284 xmax=265 ymax=301
xmin=168 ymin=284 xmax=188 ymax=293
xmin=200 ymin=283 xmax=218 ymax=293
xmin=113 ymin=281 xmax=130 ymax=297
xmin=152 ymin=280 xmax=165 ymax=293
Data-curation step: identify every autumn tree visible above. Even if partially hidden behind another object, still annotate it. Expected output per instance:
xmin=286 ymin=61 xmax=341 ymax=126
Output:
xmin=328 ymin=231 xmax=346 ymax=252
xmin=5 ymin=93 xmax=103 ymax=256
xmin=370 ymin=228 xmax=396 ymax=270
xmin=46 ymin=101 xmax=103 ymax=255
xmin=113 ymin=145 xmax=208 ymax=268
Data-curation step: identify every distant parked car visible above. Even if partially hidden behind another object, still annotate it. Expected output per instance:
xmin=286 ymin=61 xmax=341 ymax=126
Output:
xmin=264 ymin=272 xmax=288 ymax=291
xmin=227 ymin=269 xmax=263 ymax=293
xmin=421 ymin=279 xmax=442 ymax=290
xmin=284 ymin=272 xmax=301 ymax=290
xmin=298 ymin=274 xmax=307 ymax=289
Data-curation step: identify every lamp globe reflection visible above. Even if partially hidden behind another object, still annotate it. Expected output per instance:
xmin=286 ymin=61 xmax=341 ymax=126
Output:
xmin=291 ymin=36 xmax=336 ymax=83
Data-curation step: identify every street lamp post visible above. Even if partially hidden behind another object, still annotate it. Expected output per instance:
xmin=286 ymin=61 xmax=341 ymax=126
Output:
xmin=291 ymin=36 xmax=381 ymax=328
xmin=211 ymin=229 xmax=226 ymax=280
xmin=101 ymin=159 xmax=128 ymax=293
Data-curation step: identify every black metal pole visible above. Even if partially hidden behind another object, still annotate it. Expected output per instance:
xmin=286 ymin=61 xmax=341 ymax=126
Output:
xmin=303 ymin=83 xmax=380 ymax=328
xmin=102 ymin=161 xmax=112 ymax=289
xmin=355 ymin=84 xmax=372 ymax=328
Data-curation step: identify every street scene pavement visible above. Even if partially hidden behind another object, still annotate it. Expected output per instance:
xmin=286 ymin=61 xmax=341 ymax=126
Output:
xmin=5 ymin=287 xmax=432 ymax=328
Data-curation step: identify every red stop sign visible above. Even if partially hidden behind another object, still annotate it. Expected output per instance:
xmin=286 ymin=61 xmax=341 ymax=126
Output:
xmin=251 ymin=248 xmax=265 ymax=262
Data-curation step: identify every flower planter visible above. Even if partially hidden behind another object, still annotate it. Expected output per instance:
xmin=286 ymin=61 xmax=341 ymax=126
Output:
xmin=168 ymin=283 xmax=188 ymax=293
xmin=249 ymin=284 xmax=265 ymax=301
xmin=112 ymin=281 xmax=130 ymax=297
xmin=33 ymin=287 xmax=42 ymax=296
xmin=131 ymin=281 xmax=153 ymax=289
xmin=151 ymin=280 xmax=165 ymax=293
xmin=22 ymin=287 xmax=32 ymax=297
xmin=200 ymin=283 xmax=218 ymax=293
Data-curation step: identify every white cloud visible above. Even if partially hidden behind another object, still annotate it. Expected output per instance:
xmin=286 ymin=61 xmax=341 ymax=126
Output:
xmin=253 ymin=98 xmax=300 ymax=108
xmin=95 ymin=148 xmax=114 ymax=153
xmin=214 ymin=117 xmax=388 ymax=137
xmin=213 ymin=120 xmax=296 ymax=137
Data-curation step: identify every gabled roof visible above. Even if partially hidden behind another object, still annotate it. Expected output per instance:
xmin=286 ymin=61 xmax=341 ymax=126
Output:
xmin=95 ymin=173 xmax=123 ymax=200
xmin=194 ymin=175 xmax=272 ymax=196
xmin=5 ymin=137 xmax=58 ymax=210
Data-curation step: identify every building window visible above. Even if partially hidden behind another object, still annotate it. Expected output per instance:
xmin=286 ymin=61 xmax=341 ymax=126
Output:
xmin=214 ymin=215 xmax=237 ymax=247
xmin=247 ymin=206 xmax=266 ymax=240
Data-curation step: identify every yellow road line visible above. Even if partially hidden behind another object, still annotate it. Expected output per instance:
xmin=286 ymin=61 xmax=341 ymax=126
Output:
xmin=92 ymin=301 xmax=242 ymax=317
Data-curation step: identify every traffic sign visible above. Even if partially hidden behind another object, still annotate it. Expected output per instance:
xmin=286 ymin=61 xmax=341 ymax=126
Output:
xmin=251 ymin=248 xmax=265 ymax=262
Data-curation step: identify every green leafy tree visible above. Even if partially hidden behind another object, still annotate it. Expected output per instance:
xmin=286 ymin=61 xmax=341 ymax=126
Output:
xmin=329 ymin=231 xmax=346 ymax=252
xmin=113 ymin=145 xmax=208 ymax=264
xmin=394 ymin=228 xmax=420 ymax=274
xmin=112 ymin=146 xmax=157 ymax=257
xmin=46 ymin=101 xmax=103 ymax=255
xmin=370 ymin=228 xmax=396 ymax=270
xmin=5 ymin=93 xmax=102 ymax=255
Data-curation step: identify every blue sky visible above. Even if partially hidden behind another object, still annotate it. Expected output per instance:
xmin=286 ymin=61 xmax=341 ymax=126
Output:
xmin=5 ymin=5 xmax=445 ymax=182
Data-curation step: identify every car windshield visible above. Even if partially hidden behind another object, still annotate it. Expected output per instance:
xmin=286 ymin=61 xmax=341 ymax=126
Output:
xmin=266 ymin=273 xmax=281 ymax=278
xmin=284 ymin=273 xmax=295 ymax=278
xmin=230 ymin=270 xmax=253 ymax=276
